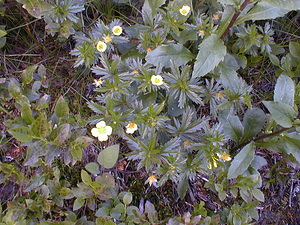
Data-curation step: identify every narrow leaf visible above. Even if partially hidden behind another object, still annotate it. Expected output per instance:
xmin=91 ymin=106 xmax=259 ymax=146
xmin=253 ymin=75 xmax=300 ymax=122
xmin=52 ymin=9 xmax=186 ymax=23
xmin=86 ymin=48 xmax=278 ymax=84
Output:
xmin=228 ymin=143 xmax=255 ymax=179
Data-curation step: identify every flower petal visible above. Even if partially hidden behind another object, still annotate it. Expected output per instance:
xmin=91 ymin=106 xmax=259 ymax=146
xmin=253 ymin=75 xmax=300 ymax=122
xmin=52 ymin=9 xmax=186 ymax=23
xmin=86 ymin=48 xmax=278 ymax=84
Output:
xmin=98 ymin=134 xmax=108 ymax=142
xmin=91 ymin=128 xmax=99 ymax=137
xmin=105 ymin=126 xmax=112 ymax=135
xmin=96 ymin=121 xmax=106 ymax=128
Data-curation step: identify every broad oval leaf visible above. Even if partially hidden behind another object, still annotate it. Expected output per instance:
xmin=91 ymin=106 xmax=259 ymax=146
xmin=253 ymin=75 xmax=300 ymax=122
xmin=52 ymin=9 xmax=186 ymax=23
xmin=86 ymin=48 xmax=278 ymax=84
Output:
xmin=274 ymin=74 xmax=295 ymax=106
xmin=236 ymin=2 xmax=289 ymax=24
xmin=223 ymin=115 xmax=244 ymax=142
xmin=192 ymin=34 xmax=226 ymax=78
xmin=54 ymin=96 xmax=69 ymax=118
xmin=242 ymin=108 xmax=266 ymax=142
xmin=97 ymin=144 xmax=120 ymax=169
xmin=262 ymin=101 xmax=296 ymax=128
xmin=145 ymin=44 xmax=193 ymax=68
xmin=228 ymin=142 xmax=255 ymax=179
xmin=8 ymin=127 xmax=33 ymax=142
xmin=263 ymin=0 xmax=300 ymax=10
xmin=289 ymin=42 xmax=300 ymax=59
xmin=85 ymin=162 xmax=100 ymax=174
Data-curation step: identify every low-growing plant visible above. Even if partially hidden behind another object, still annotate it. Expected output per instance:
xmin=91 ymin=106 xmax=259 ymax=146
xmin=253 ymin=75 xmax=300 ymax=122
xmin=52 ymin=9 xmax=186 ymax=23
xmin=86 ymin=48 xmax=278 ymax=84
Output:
xmin=1 ymin=0 xmax=300 ymax=224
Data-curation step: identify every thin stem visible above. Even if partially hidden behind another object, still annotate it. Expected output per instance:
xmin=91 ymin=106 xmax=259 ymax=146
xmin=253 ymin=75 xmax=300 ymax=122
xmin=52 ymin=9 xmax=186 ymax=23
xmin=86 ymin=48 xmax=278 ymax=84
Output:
xmin=6 ymin=18 xmax=40 ymax=32
xmin=0 ymin=105 xmax=14 ymax=118
xmin=220 ymin=0 xmax=250 ymax=39
xmin=230 ymin=127 xmax=292 ymax=153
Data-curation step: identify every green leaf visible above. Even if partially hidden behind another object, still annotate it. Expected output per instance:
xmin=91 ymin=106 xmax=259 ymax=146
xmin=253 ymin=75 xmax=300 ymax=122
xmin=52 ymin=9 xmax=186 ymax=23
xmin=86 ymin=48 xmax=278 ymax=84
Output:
xmin=142 ymin=0 xmax=166 ymax=25
xmin=21 ymin=103 xmax=34 ymax=124
xmin=32 ymin=113 xmax=49 ymax=138
xmin=252 ymin=189 xmax=265 ymax=202
xmin=289 ymin=42 xmax=300 ymax=59
xmin=74 ymin=136 xmax=94 ymax=148
xmin=54 ymin=96 xmax=69 ymax=118
xmin=8 ymin=126 xmax=33 ymax=142
xmin=70 ymin=146 xmax=82 ymax=161
xmin=73 ymin=198 xmax=85 ymax=211
xmin=177 ymin=177 xmax=189 ymax=200
xmin=81 ymin=170 xmax=92 ymax=185
xmin=145 ymin=44 xmax=193 ymax=68
xmin=274 ymin=74 xmax=295 ymax=106
xmin=228 ymin=143 xmax=255 ymax=179
xmin=97 ymin=144 xmax=120 ymax=169
xmin=223 ymin=115 xmax=244 ymax=142
xmin=21 ymin=65 xmax=37 ymax=85
xmin=263 ymin=0 xmax=300 ymax=10
xmin=192 ymin=34 xmax=226 ymax=78
xmin=236 ymin=2 xmax=289 ymax=24
xmin=16 ymin=0 xmax=53 ymax=19
xmin=54 ymin=124 xmax=70 ymax=144
xmin=283 ymin=133 xmax=300 ymax=164
xmin=123 ymin=192 xmax=133 ymax=205
xmin=8 ymin=80 xmax=21 ymax=99
xmin=242 ymin=108 xmax=266 ymax=141
xmin=262 ymin=101 xmax=296 ymax=128
xmin=85 ymin=162 xmax=100 ymax=174
xmin=0 ymin=28 xmax=6 ymax=38
xmin=145 ymin=201 xmax=158 ymax=223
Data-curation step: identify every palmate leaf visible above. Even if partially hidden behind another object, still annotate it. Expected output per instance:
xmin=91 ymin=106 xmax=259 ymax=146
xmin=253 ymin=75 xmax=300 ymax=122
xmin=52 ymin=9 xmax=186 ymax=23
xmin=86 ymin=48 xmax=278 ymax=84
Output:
xmin=192 ymin=34 xmax=226 ymax=78
xmin=16 ymin=0 xmax=53 ymax=19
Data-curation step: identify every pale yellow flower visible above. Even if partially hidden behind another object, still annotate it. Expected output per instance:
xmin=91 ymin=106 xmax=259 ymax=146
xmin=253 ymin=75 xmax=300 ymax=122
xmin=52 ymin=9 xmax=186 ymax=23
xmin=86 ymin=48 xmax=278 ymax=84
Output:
xmin=217 ymin=152 xmax=232 ymax=161
xmin=146 ymin=175 xmax=158 ymax=186
xmin=126 ymin=122 xmax=138 ymax=134
xmin=151 ymin=75 xmax=164 ymax=86
xmin=96 ymin=41 xmax=107 ymax=52
xmin=112 ymin=25 xmax=122 ymax=36
xmin=198 ymin=30 xmax=205 ymax=37
xmin=103 ymin=35 xmax=112 ymax=43
xmin=216 ymin=92 xmax=224 ymax=100
xmin=180 ymin=5 xmax=191 ymax=16
xmin=132 ymin=70 xmax=139 ymax=74
xmin=146 ymin=47 xmax=153 ymax=52
xmin=93 ymin=79 xmax=103 ymax=87
xmin=213 ymin=14 xmax=220 ymax=20
xmin=91 ymin=121 xmax=112 ymax=142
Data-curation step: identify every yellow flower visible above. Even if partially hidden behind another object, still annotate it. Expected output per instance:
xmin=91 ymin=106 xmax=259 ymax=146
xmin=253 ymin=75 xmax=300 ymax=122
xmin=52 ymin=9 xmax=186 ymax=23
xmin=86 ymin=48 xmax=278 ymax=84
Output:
xmin=217 ymin=152 xmax=232 ymax=161
xmin=132 ymin=70 xmax=139 ymax=74
xmin=93 ymin=79 xmax=103 ymax=87
xmin=146 ymin=175 xmax=158 ymax=186
xmin=207 ymin=159 xmax=218 ymax=169
xmin=126 ymin=122 xmax=138 ymax=134
xmin=151 ymin=75 xmax=164 ymax=86
xmin=183 ymin=140 xmax=191 ymax=147
xmin=213 ymin=14 xmax=220 ymax=20
xmin=179 ymin=5 xmax=191 ymax=16
xmin=112 ymin=25 xmax=122 ymax=36
xmin=96 ymin=41 xmax=107 ymax=52
xmin=146 ymin=47 xmax=153 ymax=52
xmin=91 ymin=121 xmax=112 ymax=142
xmin=103 ymin=35 xmax=112 ymax=43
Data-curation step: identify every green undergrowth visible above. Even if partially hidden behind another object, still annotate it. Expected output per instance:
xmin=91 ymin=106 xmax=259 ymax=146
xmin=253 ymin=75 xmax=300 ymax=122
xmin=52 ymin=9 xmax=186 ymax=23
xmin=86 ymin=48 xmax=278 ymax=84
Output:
xmin=1 ymin=0 xmax=300 ymax=224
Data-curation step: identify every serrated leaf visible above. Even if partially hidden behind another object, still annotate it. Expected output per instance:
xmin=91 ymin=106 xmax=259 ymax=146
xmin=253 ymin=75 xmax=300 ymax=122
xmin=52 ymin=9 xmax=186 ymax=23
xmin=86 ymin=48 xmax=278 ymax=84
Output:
xmin=123 ymin=192 xmax=133 ymax=205
xmin=223 ymin=115 xmax=244 ymax=142
xmin=242 ymin=108 xmax=266 ymax=141
xmin=85 ymin=162 xmax=100 ymax=174
xmin=73 ymin=198 xmax=85 ymax=211
xmin=228 ymin=142 xmax=255 ymax=179
xmin=274 ymin=74 xmax=295 ymax=106
xmin=263 ymin=101 xmax=296 ymax=128
xmin=97 ymin=144 xmax=120 ymax=169
xmin=146 ymin=44 xmax=193 ymax=68
xmin=289 ymin=42 xmax=300 ymax=59
xmin=54 ymin=96 xmax=69 ymax=118
xmin=8 ymin=126 xmax=33 ymax=142
xmin=236 ymin=2 xmax=289 ymax=24
xmin=21 ymin=65 xmax=37 ymax=85
xmin=192 ymin=34 xmax=226 ymax=78
xmin=252 ymin=188 xmax=265 ymax=202
xmin=263 ymin=0 xmax=300 ymax=10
